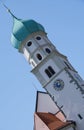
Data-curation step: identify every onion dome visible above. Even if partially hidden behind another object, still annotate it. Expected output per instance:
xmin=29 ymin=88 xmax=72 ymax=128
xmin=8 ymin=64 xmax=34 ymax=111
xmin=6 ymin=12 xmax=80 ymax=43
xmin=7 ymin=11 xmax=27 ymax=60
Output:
xmin=11 ymin=16 xmax=45 ymax=50
xmin=11 ymin=17 xmax=45 ymax=50
xmin=3 ymin=5 xmax=45 ymax=50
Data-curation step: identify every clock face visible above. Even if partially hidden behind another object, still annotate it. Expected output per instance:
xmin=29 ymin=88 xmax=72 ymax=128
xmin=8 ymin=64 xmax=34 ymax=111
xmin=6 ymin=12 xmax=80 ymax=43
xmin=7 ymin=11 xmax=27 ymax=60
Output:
xmin=53 ymin=79 xmax=64 ymax=91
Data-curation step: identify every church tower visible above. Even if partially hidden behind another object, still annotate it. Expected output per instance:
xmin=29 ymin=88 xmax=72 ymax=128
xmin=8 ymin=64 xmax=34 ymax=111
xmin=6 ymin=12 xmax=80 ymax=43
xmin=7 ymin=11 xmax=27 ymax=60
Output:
xmin=8 ymin=8 xmax=84 ymax=130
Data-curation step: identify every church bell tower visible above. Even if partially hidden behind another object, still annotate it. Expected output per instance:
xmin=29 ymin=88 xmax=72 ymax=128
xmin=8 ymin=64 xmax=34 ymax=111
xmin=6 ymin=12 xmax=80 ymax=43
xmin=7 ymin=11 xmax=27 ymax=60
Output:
xmin=7 ymin=7 xmax=84 ymax=130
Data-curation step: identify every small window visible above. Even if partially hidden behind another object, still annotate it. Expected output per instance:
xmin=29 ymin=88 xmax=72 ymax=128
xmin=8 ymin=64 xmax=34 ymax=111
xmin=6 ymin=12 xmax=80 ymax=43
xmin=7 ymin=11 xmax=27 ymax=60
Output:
xmin=36 ymin=36 xmax=41 ymax=40
xmin=27 ymin=41 xmax=32 ymax=47
xmin=45 ymin=48 xmax=51 ymax=54
xmin=45 ymin=66 xmax=55 ymax=78
xmin=48 ymin=66 xmax=55 ymax=75
xmin=37 ymin=53 xmax=42 ymax=60
xmin=45 ymin=69 xmax=52 ymax=78
xmin=78 ymin=114 xmax=83 ymax=120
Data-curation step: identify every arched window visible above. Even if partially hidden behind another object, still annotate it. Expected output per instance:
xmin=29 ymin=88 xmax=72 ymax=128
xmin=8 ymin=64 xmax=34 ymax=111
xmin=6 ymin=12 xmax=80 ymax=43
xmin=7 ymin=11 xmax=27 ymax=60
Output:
xmin=37 ymin=53 xmax=42 ymax=60
xmin=45 ymin=66 xmax=55 ymax=78
xmin=45 ymin=48 xmax=51 ymax=54
xmin=45 ymin=69 xmax=52 ymax=78
xmin=27 ymin=41 xmax=32 ymax=47
xmin=36 ymin=36 xmax=41 ymax=40
xmin=48 ymin=66 xmax=55 ymax=75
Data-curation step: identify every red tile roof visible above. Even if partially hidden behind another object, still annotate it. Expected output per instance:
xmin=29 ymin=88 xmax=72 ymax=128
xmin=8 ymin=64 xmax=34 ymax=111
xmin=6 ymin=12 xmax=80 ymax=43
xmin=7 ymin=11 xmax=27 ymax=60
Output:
xmin=35 ymin=112 xmax=75 ymax=130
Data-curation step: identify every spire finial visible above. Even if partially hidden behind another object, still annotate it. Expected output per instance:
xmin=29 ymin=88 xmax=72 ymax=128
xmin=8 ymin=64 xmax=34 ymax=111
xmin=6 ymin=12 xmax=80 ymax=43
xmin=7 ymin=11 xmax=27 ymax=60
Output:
xmin=2 ymin=3 xmax=11 ymax=12
xmin=1 ymin=2 xmax=18 ymax=19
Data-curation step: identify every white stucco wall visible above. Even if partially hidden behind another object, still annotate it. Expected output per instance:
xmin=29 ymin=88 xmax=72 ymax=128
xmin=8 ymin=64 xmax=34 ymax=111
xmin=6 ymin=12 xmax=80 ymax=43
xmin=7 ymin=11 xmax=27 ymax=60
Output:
xmin=45 ymin=69 xmax=84 ymax=130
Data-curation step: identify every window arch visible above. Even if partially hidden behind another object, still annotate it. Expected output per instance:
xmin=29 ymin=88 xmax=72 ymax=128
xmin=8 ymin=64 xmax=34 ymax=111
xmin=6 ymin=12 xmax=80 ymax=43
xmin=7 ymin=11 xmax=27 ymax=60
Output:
xmin=45 ymin=66 xmax=55 ymax=78
xmin=45 ymin=48 xmax=51 ymax=54
xmin=36 ymin=36 xmax=41 ymax=40
xmin=27 ymin=41 xmax=32 ymax=47
xmin=45 ymin=69 xmax=52 ymax=78
xmin=36 ymin=53 xmax=42 ymax=60
xmin=48 ymin=66 xmax=55 ymax=75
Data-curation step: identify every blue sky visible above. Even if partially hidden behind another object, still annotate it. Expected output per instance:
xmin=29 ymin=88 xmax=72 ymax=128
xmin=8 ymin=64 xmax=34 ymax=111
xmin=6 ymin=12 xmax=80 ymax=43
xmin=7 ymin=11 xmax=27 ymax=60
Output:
xmin=0 ymin=0 xmax=84 ymax=130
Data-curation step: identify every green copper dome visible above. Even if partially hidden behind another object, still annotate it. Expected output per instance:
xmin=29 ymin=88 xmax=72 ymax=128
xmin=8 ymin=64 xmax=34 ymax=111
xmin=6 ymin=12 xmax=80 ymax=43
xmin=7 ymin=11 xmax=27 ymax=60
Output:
xmin=11 ymin=16 xmax=45 ymax=49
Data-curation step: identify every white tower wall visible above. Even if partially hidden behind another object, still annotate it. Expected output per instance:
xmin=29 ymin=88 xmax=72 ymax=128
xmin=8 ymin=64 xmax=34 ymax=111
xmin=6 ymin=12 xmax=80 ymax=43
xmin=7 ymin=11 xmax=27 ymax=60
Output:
xmin=20 ymin=31 xmax=84 ymax=130
xmin=21 ymin=32 xmax=55 ymax=68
